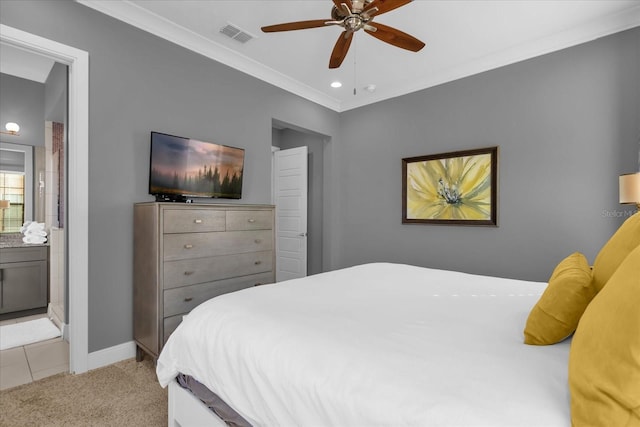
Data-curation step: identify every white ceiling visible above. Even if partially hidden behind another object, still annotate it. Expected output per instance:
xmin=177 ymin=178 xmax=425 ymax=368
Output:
xmin=0 ymin=44 xmax=55 ymax=83
xmin=41 ymin=1 xmax=640 ymax=111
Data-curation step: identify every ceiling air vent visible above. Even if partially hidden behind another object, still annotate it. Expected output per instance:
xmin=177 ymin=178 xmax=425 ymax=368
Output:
xmin=220 ymin=23 xmax=255 ymax=44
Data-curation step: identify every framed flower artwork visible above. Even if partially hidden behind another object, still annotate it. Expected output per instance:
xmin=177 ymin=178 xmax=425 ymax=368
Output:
xmin=402 ymin=146 xmax=498 ymax=226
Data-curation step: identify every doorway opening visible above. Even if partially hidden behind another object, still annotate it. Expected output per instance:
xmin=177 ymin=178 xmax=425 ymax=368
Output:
xmin=1 ymin=24 xmax=89 ymax=374
xmin=271 ymin=120 xmax=328 ymax=278
xmin=1 ymin=63 xmax=67 ymax=335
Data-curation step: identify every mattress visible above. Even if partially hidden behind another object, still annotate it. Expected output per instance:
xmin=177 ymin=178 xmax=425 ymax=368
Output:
xmin=157 ymin=262 xmax=571 ymax=426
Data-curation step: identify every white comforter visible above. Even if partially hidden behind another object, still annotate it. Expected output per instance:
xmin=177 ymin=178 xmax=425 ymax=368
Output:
xmin=157 ymin=263 xmax=570 ymax=426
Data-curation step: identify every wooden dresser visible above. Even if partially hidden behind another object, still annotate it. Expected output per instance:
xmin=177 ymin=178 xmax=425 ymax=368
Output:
xmin=133 ymin=202 xmax=275 ymax=361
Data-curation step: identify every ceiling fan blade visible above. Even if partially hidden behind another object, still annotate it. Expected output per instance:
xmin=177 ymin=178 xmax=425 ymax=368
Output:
xmin=332 ymin=0 xmax=347 ymax=13
xmin=363 ymin=0 xmax=412 ymax=17
xmin=261 ymin=19 xmax=333 ymax=32
xmin=329 ymin=31 xmax=354 ymax=69
xmin=364 ymin=22 xmax=425 ymax=52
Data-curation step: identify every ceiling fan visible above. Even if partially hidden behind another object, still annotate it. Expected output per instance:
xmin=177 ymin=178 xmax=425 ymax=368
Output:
xmin=261 ymin=0 xmax=425 ymax=69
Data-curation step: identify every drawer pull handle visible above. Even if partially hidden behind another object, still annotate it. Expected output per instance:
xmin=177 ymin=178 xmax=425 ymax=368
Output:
xmin=184 ymin=244 xmax=193 ymax=249
xmin=184 ymin=271 xmax=194 ymax=276
xmin=184 ymin=297 xmax=193 ymax=302
xmin=194 ymin=219 xmax=203 ymax=224
xmin=248 ymin=219 xmax=256 ymax=223
xmin=254 ymin=261 xmax=262 ymax=265
xmin=254 ymin=239 xmax=262 ymax=244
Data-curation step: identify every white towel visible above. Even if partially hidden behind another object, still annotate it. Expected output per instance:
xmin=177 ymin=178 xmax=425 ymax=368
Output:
xmin=25 ymin=222 xmax=45 ymax=232
xmin=25 ymin=229 xmax=47 ymax=237
xmin=21 ymin=221 xmax=47 ymax=238
xmin=23 ymin=234 xmax=47 ymax=244
xmin=20 ymin=221 xmax=34 ymax=233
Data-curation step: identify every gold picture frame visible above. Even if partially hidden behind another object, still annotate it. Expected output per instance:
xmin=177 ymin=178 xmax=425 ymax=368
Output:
xmin=402 ymin=146 xmax=498 ymax=226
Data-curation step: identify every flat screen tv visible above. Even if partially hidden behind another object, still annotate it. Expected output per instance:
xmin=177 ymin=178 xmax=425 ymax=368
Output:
xmin=149 ymin=131 xmax=245 ymax=202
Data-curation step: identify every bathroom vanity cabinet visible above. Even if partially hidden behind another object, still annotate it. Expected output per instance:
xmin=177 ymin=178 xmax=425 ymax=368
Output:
xmin=0 ymin=246 xmax=49 ymax=318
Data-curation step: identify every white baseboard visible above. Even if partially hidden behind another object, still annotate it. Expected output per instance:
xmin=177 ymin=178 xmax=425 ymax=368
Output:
xmin=47 ymin=304 xmax=69 ymax=341
xmin=61 ymin=323 xmax=69 ymax=342
xmin=87 ymin=340 xmax=136 ymax=371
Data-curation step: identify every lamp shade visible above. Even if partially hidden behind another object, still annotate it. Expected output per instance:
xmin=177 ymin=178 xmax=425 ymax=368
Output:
xmin=0 ymin=200 xmax=10 ymax=209
xmin=619 ymin=172 xmax=640 ymax=204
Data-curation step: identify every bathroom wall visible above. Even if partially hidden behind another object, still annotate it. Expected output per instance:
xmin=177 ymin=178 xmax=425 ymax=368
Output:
xmin=44 ymin=121 xmax=66 ymax=330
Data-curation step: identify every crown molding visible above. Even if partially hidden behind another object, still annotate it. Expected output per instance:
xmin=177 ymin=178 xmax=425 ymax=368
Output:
xmin=76 ymin=0 xmax=342 ymax=112
xmin=77 ymin=1 xmax=640 ymax=113
xmin=340 ymin=4 xmax=640 ymax=111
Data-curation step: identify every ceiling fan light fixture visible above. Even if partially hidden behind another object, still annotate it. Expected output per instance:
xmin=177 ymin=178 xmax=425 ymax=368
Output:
xmin=262 ymin=0 xmax=423 ymax=69
xmin=351 ymin=0 xmax=367 ymax=12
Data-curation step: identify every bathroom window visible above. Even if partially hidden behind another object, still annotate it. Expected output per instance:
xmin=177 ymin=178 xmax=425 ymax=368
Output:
xmin=0 ymin=172 xmax=25 ymax=232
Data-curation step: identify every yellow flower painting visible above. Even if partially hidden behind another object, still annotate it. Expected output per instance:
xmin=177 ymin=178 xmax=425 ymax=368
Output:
xmin=402 ymin=147 xmax=498 ymax=225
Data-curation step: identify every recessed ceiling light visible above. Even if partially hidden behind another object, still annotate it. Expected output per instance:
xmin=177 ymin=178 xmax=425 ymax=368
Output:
xmin=330 ymin=81 xmax=342 ymax=88
xmin=364 ymin=84 xmax=376 ymax=93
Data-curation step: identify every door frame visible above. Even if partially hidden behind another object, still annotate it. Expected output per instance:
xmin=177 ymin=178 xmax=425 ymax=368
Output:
xmin=1 ymin=24 xmax=89 ymax=374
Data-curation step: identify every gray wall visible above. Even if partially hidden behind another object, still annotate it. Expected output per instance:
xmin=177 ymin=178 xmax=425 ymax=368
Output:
xmin=44 ymin=62 xmax=67 ymax=124
xmin=0 ymin=0 xmax=340 ymax=353
xmin=2 ymin=0 xmax=638 ymax=353
xmin=0 ymin=73 xmax=44 ymax=147
xmin=337 ymin=26 xmax=640 ymax=281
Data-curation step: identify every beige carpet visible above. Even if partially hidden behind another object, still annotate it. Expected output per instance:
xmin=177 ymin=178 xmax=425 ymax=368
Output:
xmin=0 ymin=358 xmax=167 ymax=427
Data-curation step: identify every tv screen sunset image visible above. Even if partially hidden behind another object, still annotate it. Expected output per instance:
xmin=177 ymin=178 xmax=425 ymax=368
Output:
xmin=150 ymin=132 xmax=244 ymax=199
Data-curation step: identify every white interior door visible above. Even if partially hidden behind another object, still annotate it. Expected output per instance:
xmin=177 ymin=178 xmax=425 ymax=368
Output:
xmin=274 ymin=146 xmax=308 ymax=282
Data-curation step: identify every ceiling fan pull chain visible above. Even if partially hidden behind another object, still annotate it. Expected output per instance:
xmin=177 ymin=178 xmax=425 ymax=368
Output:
xmin=353 ymin=34 xmax=357 ymax=95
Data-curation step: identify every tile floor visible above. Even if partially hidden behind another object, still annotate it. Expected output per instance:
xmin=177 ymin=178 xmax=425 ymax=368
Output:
xmin=0 ymin=314 xmax=69 ymax=391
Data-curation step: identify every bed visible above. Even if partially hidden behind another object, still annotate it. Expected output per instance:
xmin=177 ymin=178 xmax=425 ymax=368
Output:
xmin=156 ymin=262 xmax=573 ymax=426
xmin=157 ymin=211 xmax=640 ymax=426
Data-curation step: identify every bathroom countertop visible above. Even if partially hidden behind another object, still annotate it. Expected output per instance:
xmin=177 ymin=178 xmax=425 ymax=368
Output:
xmin=0 ymin=233 xmax=49 ymax=249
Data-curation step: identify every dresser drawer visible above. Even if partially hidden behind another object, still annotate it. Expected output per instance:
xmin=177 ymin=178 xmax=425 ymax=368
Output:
xmin=226 ymin=210 xmax=273 ymax=231
xmin=134 ymin=202 xmax=275 ymax=361
xmin=162 ymin=271 xmax=274 ymax=343
xmin=163 ymin=250 xmax=273 ymax=289
xmin=163 ymin=209 xmax=226 ymax=233
xmin=163 ymin=272 xmax=273 ymax=318
xmin=163 ymin=315 xmax=183 ymax=344
xmin=163 ymin=230 xmax=273 ymax=261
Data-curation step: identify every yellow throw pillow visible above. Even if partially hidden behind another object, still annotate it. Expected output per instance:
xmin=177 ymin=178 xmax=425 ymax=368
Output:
xmin=569 ymin=244 xmax=640 ymax=426
xmin=523 ymin=252 xmax=595 ymax=345
xmin=592 ymin=211 xmax=640 ymax=292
